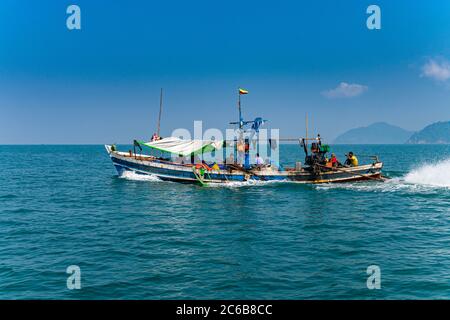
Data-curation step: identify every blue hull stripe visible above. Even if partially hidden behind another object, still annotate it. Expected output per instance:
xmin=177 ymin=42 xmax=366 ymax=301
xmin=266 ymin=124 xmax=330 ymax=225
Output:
xmin=110 ymin=155 xmax=382 ymax=184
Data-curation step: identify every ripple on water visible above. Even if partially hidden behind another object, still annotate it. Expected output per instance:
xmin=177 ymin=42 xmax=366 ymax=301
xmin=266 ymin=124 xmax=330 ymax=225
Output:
xmin=1 ymin=145 xmax=450 ymax=299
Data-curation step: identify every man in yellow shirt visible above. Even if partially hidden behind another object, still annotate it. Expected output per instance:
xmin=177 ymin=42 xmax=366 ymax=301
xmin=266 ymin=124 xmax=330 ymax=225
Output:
xmin=345 ymin=152 xmax=359 ymax=167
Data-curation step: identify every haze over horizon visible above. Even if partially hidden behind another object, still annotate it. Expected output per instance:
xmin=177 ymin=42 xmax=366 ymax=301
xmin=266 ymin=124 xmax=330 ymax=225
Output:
xmin=1 ymin=0 xmax=450 ymax=144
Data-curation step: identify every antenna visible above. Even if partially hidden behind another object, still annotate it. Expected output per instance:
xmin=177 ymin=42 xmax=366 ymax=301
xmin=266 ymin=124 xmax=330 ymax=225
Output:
xmin=157 ymin=88 xmax=163 ymax=137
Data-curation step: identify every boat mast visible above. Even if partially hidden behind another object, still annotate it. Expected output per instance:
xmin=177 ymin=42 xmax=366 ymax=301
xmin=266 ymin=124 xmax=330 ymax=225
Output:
xmin=238 ymin=88 xmax=243 ymax=129
xmin=157 ymin=88 xmax=163 ymax=137
xmin=237 ymin=88 xmax=245 ymax=166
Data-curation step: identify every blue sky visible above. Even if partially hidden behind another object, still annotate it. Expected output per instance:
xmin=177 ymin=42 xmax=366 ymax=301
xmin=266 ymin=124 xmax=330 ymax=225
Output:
xmin=1 ymin=0 xmax=450 ymax=143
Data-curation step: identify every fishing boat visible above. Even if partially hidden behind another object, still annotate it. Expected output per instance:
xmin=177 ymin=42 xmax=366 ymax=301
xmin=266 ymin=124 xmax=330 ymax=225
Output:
xmin=105 ymin=89 xmax=383 ymax=185
xmin=105 ymin=143 xmax=383 ymax=185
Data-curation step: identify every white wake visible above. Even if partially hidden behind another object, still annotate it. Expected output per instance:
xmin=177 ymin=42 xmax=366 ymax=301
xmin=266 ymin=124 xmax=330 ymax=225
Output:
xmin=316 ymin=158 xmax=450 ymax=193
xmin=206 ymin=179 xmax=288 ymax=188
xmin=118 ymin=170 xmax=162 ymax=182
xmin=404 ymin=158 xmax=450 ymax=188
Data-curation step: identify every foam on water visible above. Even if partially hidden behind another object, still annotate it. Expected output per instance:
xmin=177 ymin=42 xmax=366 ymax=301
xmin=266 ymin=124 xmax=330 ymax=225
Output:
xmin=316 ymin=177 xmax=425 ymax=193
xmin=316 ymin=158 xmax=450 ymax=193
xmin=404 ymin=158 xmax=450 ymax=188
xmin=207 ymin=178 xmax=288 ymax=188
xmin=118 ymin=170 xmax=161 ymax=182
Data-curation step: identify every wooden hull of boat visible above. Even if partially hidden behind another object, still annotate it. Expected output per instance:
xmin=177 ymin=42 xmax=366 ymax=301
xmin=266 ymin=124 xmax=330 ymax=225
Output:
xmin=105 ymin=145 xmax=383 ymax=185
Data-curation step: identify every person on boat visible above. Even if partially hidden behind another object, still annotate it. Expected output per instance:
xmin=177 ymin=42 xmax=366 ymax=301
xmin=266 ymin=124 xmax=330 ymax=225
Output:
xmin=330 ymin=153 xmax=339 ymax=167
xmin=324 ymin=156 xmax=332 ymax=167
xmin=225 ymin=153 xmax=235 ymax=164
xmin=311 ymin=142 xmax=319 ymax=154
xmin=310 ymin=142 xmax=327 ymax=165
xmin=201 ymin=160 xmax=213 ymax=171
xmin=211 ymin=162 xmax=220 ymax=171
xmin=255 ymin=153 xmax=264 ymax=166
xmin=244 ymin=141 xmax=250 ymax=168
xmin=151 ymin=133 xmax=159 ymax=141
xmin=175 ymin=154 xmax=184 ymax=164
xmin=345 ymin=152 xmax=359 ymax=167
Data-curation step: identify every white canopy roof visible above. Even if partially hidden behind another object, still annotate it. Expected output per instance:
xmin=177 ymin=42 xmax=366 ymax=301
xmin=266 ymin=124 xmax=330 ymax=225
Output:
xmin=139 ymin=137 xmax=223 ymax=156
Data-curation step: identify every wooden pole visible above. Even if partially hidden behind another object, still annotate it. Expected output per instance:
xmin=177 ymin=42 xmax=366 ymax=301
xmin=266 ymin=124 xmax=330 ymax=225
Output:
xmin=157 ymin=88 xmax=163 ymax=137
xmin=305 ymin=113 xmax=308 ymax=149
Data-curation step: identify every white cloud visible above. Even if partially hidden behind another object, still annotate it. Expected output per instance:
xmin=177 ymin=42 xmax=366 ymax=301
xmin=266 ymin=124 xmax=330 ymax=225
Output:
xmin=421 ymin=58 xmax=450 ymax=81
xmin=322 ymin=82 xmax=368 ymax=99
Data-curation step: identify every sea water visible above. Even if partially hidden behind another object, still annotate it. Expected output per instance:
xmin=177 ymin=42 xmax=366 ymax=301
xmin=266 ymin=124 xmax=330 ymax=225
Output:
xmin=0 ymin=144 xmax=449 ymax=299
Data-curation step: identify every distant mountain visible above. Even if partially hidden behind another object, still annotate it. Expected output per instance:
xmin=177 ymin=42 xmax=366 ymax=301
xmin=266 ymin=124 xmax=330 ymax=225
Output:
xmin=333 ymin=122 xmax=413 ymax=144
xmin=406 ymin=121 xmax=450 ymax=144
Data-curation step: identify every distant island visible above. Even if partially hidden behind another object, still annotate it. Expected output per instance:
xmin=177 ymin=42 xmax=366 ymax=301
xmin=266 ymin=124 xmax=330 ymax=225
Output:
xmin=333 ymin=122 xmax=413 ymax=144
xmin=333 ymin=121 xmax=450 ymax=144
xmin=406 ymin=121 xmax=450 ymax=144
